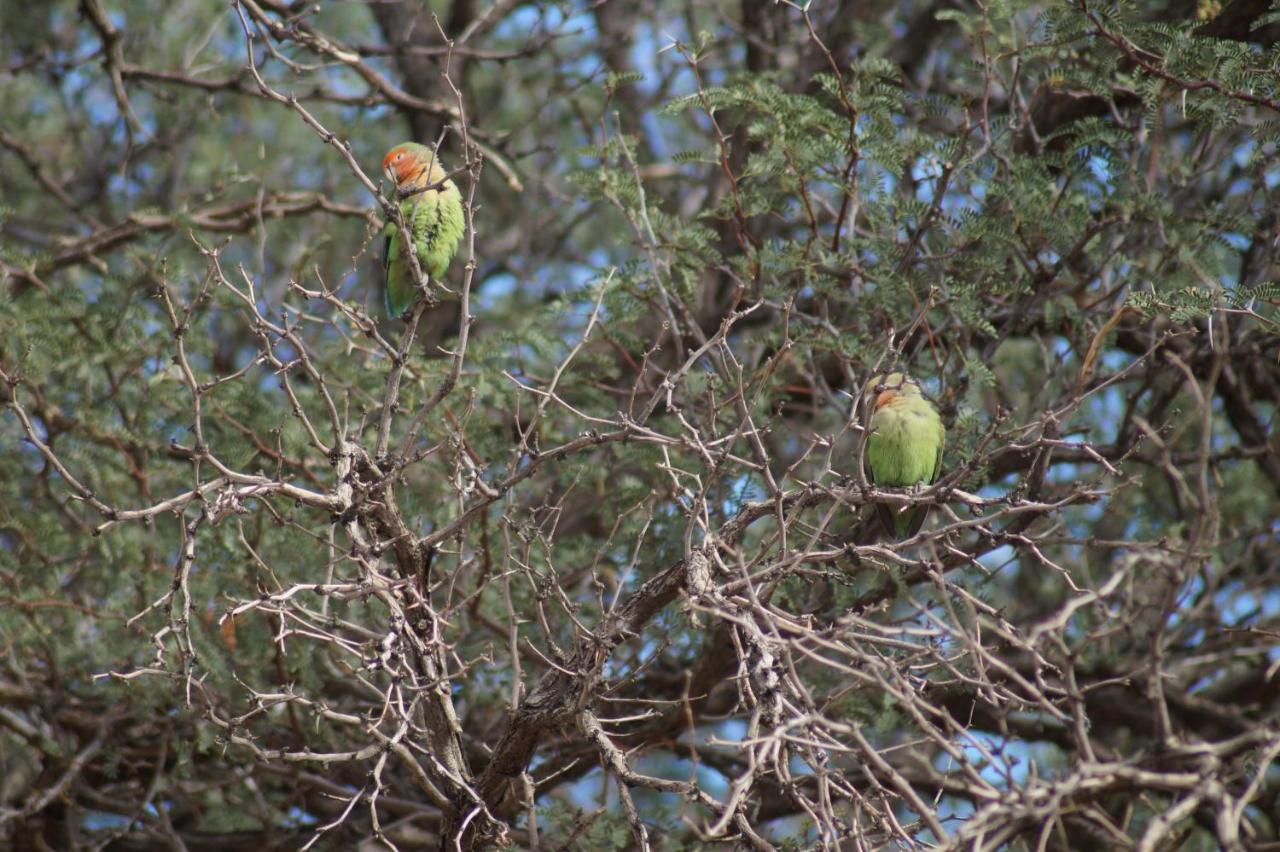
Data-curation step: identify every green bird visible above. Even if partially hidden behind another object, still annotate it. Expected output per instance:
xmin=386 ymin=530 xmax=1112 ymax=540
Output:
xmin=381 ymin=142 xmax=465 ymax=318
xmin=864 ymin=372 xmax=946 ymax=539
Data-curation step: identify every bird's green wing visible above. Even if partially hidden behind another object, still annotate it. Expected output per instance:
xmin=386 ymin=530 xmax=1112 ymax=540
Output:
xmin=930 ymin=426 xmax=945 ymax=484
xmin=382 ymin=228 xmax=392 ymax=310
xmin=906 ymin=415 xmax=945 ymax=538
xmin=382 ymin=221 xmax=403 ymax=318
xmin=876 ymin=503 xmax=902 ymax=540
xmin=864 ymin=447 xmax=900 ymax=540
xmin=384 ymin=203 xmax=420 ymax=319
xmin=901 ymin=502 xmax=928 ymax=539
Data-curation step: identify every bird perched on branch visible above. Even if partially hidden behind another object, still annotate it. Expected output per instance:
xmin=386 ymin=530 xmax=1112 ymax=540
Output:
xmin=381 ymin=142 xmax=465 ymax=319
xmin=864 ymin=372 xmax=945 ymax=539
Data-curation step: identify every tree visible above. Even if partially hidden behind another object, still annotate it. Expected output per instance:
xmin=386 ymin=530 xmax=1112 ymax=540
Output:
xmin=2 ymin=0 xmax=1279 ymax=848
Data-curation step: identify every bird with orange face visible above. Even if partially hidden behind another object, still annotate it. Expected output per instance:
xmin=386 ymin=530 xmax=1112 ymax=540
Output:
xmin=864 ymin=372 xmax=946 ymax=539
xmin=381 ymin=142 xmax=464 ymax=318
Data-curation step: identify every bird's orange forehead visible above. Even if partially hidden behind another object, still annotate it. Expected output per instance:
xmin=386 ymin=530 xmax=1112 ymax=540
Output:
xmin=386 ymin=145 xmax=438 ymax=185
xmin=874 ymin=390 xmax=897 ymax=410
xmin=383 ymin=146 xmax=411 ymax=181
xmin=382 ymin=146 xmax=446 ymax=190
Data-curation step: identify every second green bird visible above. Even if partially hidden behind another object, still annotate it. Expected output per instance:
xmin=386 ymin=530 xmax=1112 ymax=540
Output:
xmin=381 ymin=142 xmax=465 ymax=319
xmin=864 ymin=373 xmax=946 ymax=539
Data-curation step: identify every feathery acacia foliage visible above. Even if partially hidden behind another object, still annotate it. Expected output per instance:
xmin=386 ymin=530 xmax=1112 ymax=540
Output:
xmin=2 ymin=0 xmax=1279 ymax=848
